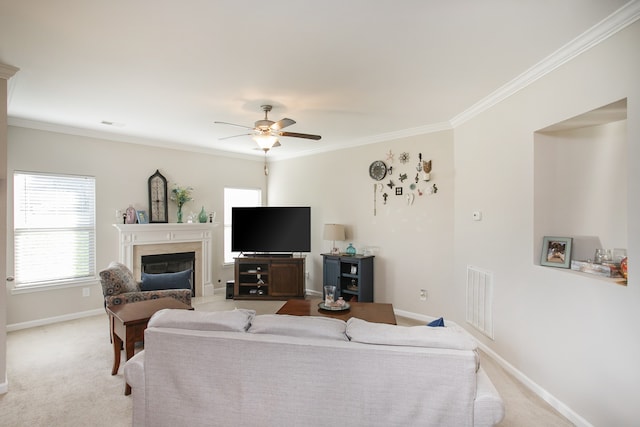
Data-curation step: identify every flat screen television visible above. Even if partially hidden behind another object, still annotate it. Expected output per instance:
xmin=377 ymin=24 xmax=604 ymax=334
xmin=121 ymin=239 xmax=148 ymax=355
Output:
xmin=232 ymin=206 xmax=311 ymax=254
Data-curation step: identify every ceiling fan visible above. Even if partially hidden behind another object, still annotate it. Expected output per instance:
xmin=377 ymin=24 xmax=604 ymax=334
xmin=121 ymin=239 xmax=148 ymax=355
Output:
xmin=214 ymin=105 xmax=322 ymax=152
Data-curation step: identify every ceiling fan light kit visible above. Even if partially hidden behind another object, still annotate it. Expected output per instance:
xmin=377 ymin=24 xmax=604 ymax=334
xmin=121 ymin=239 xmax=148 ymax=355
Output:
xmin=253 ymin=132 xmax=279 ymax=151
xmin=215 ymin=104 xmax=322 ymax=153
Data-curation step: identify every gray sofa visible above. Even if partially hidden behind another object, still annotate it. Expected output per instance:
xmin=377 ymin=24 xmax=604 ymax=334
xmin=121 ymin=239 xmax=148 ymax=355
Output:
xmin=124 ymin=309 xmax=505 ymax=427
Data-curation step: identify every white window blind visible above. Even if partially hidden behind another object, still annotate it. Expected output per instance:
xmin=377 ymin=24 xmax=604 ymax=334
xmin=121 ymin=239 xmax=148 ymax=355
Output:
xmin=13 ymin=172 xmax=96 ymax=287
xmin=223 ymin=187 xmax=262 ymax=264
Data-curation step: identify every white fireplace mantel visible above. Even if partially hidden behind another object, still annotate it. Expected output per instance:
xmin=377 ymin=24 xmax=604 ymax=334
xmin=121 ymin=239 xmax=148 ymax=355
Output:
xmin=113 ymin=223 xmax=215 ymax=296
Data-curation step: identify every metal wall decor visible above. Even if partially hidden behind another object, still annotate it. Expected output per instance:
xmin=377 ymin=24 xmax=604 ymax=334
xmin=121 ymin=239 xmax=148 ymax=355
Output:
xmin=368 ymin=150 xmax=438 ymax=215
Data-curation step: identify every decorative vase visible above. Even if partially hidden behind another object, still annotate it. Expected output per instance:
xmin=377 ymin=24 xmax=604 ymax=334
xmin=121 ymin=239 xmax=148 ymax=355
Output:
xmin=198 ymin=206 xmax=208 ymax=223
xmin=346 ymin=243 xmax=356 ymax=256
xmin=177 ymin=206 xmax=183 ymax=223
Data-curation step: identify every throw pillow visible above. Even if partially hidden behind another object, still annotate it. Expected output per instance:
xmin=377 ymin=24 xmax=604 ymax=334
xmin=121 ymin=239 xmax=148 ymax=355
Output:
xmin=148 ymin=308 xmax=256 ymax=332
xmin=346 ymin=318 xmax=476 ymax=350
xmin=427 ymin=317 xmax=445 ymax=327
xmin=140 ymin=269 xmax=192 ymax=291
xmin=248 ymin=314 xmax=349 ymax=341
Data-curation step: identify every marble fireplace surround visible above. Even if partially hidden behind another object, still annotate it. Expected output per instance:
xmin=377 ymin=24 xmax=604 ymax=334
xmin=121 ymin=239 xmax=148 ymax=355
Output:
xmin=113 ymin=223 xmax=215 ymax=297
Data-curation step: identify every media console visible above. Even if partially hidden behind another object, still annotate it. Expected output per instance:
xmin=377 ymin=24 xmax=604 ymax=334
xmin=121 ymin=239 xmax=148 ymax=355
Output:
xmin=234 ymin=256 xmax=305 ymax=300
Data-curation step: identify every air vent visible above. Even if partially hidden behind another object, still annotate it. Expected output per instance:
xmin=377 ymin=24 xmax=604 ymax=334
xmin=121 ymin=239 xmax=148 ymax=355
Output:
xmin=466 ymin=265 xmax=494 ymax=339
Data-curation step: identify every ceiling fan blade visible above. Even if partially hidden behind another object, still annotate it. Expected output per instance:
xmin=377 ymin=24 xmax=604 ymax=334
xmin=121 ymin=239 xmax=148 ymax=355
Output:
xmin=270 ymin=118 xmax=295 ymax=131
xmin=214 ymin=121 xmax=254 ymax=130
xmin=219 ymin=133 xmax=252 ymax=140
xmin=279 ymin=131 xmax=322 ymax=141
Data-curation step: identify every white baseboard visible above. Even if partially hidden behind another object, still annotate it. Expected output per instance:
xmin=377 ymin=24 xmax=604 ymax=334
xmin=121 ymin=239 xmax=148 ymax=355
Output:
xmin=6 ymin=308 xmax=104 ymax=332
xmin=475 ymin=341 xmax=592 ymax=427
xmin=393 ymin=308 xmax=437 ymax=324
xmin=393 ymin=309 xmax=592 ymax=427
xmin=306 ymin=289 xmax=321 ymax=296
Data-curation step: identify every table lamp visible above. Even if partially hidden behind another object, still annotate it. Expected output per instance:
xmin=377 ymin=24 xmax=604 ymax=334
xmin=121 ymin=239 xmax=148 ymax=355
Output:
xmin=323 ymin=224 xmax=345 ymax=255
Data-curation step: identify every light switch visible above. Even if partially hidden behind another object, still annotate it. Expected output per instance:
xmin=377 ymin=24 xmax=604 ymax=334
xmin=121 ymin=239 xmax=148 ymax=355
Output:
xmin=472 ymin=211 xmax=482 ymax=221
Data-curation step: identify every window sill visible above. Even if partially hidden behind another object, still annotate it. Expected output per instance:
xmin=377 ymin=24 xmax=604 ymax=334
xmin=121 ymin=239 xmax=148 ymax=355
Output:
xmin=10 ymin=277 xmax=100 ymax=295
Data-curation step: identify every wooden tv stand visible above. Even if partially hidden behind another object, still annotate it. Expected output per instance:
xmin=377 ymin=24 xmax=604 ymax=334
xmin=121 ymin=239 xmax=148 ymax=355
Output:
xmin=234 ymin=256 xmax=305 ymax=300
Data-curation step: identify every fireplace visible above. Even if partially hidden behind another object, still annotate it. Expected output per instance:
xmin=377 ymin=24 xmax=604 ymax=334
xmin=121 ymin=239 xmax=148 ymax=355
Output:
xmin=141 ymin=251 xmax=196 ymax=296
xmin=113 ymin=223 xmax=215 ymax=297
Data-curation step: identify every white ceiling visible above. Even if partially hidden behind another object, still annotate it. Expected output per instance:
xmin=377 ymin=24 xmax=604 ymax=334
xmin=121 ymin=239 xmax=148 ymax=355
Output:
xmin=0 ymin=0 xmax=634 ymax=160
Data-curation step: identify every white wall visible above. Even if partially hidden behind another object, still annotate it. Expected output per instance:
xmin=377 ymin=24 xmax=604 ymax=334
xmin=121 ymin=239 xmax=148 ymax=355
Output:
xmin=6 ymin=126 xmax=265 ymax=326
xmin=453 ymin=21 xmax=639 ymax=427
xmin=267 ymin=131 xmax=454 ymax=317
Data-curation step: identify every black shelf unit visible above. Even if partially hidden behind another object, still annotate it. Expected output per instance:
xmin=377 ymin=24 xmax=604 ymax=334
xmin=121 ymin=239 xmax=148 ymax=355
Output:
xmin=321 ymin=254 xmax=374 ymax=302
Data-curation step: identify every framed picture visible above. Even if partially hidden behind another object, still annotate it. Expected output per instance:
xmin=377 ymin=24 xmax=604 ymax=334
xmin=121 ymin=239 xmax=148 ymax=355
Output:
xmin=136 ymin=210 xmax=149 ymax=224
xmin=540 ymin=236 xmax=572 ymax=268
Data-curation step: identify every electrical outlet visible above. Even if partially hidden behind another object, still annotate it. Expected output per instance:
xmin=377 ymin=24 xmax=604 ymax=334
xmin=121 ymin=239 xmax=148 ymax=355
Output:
xmin=82 ymin=287 xmax=90 ymax=297
xmin=420 ymin=289 xmax=427 ymax=301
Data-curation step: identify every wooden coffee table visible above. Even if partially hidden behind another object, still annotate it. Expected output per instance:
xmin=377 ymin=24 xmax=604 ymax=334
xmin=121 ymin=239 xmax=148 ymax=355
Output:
xmin=277 ymin=298 xmax=396 ymax=325
xmin=106 ymin=297 xmax=192 ymax=394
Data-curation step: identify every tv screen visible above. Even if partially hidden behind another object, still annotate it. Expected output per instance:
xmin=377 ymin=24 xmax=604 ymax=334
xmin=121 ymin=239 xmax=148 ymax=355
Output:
xmin=232 ymin=207 xmax=311 ymax=253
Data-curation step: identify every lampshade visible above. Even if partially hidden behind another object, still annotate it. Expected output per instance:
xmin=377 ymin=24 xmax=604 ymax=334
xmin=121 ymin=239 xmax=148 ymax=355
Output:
xmin=253 ymin=133 xmax=279 ymax=150
xmin=323 ymin=224 xmax=345 ymax=241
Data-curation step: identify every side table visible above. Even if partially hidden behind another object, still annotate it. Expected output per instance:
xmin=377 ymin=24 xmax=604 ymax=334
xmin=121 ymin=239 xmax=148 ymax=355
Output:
xmin=106 ymin=297 xmax=192 ymax=395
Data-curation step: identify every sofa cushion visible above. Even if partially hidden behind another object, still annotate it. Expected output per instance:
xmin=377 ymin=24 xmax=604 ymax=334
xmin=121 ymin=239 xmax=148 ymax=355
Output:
xmin=248 ymin=314 xmax=348 ymax=341
xmin=148 ymin=308 xmax=255 ymax=332
xmin=346 ymin=317 xmax=477 ymax=350
xmin=141 ymin=269 xmax=192 ymax=291
xmin=99 ymin=261 xmax=139 ymax=296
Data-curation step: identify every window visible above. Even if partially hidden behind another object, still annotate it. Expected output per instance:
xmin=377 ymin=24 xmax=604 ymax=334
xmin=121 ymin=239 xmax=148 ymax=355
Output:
xmin=223 ymin=187 xmax=262 ymax=264
xmin=13 ymin=171 xmax=96 ymax=289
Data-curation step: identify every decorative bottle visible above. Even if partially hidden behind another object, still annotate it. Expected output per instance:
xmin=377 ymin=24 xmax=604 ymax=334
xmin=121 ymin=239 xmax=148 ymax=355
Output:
xmin=346 ymin=243 xmax=356 ymax=256
xmin=198 ymin=206 xmax=208 ymax=223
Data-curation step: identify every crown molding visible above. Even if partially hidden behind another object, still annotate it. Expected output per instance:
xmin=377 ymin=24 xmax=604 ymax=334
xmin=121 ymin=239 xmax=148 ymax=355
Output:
xmin=450 ymin=0 xmax=640 ymax=128
xmin=0 ymin=63 xmax=19 ymax=80
xmin=7 ymin=117 xmax=262 ymax=162
xmin=270 ymin=121 xmax=453 ymax=161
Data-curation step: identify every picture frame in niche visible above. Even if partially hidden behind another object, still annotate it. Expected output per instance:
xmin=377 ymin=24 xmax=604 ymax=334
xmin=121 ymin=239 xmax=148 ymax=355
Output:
xmin=540 ymin=236 xmax=572 ymax=268
xmin=136 ymin=210 xmax=149 ymax=224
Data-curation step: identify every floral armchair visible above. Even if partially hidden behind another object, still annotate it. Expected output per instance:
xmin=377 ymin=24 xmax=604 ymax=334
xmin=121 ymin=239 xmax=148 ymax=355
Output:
xmin=99 ymin=261 xmax=192 ymax=308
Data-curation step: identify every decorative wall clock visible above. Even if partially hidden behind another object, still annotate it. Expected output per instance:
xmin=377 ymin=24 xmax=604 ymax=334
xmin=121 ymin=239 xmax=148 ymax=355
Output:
xmin=369 ymin=160 xmax=387 ymax=181
xmin=148 ymin=170 xmax=168 ymax=223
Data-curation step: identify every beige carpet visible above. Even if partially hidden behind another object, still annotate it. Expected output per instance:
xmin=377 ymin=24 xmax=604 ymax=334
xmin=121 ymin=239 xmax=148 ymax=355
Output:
xmin=0 ymin=295 xmax=573 ymax=426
